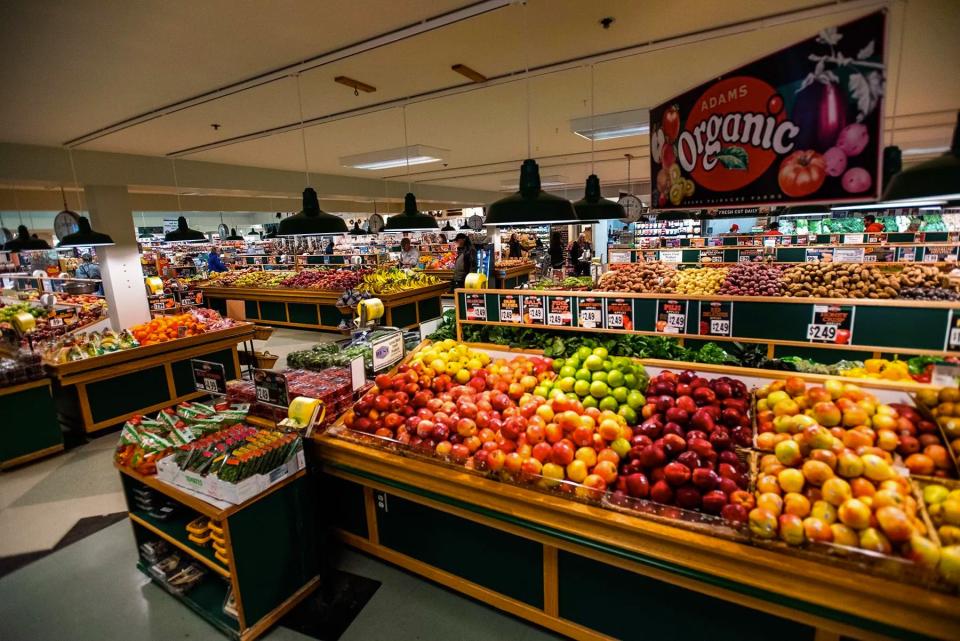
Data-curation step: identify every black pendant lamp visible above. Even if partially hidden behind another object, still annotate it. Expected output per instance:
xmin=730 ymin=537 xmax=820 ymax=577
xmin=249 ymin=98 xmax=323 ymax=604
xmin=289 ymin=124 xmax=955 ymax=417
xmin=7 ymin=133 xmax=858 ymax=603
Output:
xmin=383 ymin=193 xmax=438 ymax=232
xmin=224 ymin=227 xmax=244 ymax=240
xmin=441 ymin=220 xmax=456 ymax=232
xmin=164 ymin=216 xmax=206 ymax=242
xmin=59 ymin=217 xmax=115 ymax=247
xmin=485 ymin=159 xmax=578 ymax=226
xmin=573 ymin=65 xmax=625 ymax=222
xmin=882 ymin=111 xmax=960 ymax=202
xmin=349 ymin=220 xmax=369 ymax=235
xmin=278 ymin=188 xmax=348 ymax=236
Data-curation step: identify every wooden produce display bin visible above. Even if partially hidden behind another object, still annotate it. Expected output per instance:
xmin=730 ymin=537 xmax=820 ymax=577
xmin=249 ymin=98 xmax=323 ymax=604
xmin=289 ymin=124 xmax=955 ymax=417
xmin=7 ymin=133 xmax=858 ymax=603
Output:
xmin=0 ymin=378 xmax=64 ymax=469
xmin=47 ymin=324 xmax=254 ymax=434
xmin=201 ymin=282 xmax=449 ymax=332
xmin=117 ymin=464 xmax=319 ymax=641
xmin=311 ymin=345 xmax=960 ymax=641
xmin=424 ymin=264 xmax=535 ymax=290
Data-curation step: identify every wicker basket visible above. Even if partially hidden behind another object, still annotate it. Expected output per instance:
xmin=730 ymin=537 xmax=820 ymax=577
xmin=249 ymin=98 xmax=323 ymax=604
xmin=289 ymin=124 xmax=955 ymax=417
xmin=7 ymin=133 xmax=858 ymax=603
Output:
xmin=254 ymin=351 xmax=279 ymax=369
xmin=253 ymin=325 xmax=274 ymax=341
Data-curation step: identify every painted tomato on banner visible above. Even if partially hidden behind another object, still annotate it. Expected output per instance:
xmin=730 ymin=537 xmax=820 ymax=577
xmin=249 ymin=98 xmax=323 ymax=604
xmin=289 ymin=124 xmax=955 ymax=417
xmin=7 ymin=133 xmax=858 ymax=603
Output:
xmin=649 ymin=11 xmax=885 ymax=210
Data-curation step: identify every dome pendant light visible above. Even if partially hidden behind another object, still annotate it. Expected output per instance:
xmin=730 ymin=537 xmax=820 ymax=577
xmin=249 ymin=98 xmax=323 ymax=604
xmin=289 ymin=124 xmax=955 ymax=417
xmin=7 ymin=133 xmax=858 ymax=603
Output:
xmin=59 ymin=216 xmax=115 ymax=247
xmin=383 ymin=104 xmax=437 ymax=232
xmin=279 ymin=73 xmax=347 ymax=237
xmin=573 ymin=65 xmax=625 ymax=222
xmin=882 ymin=111 xmax=960 ymax=203
xmin=349 ymin=220 xmax=369 ymax=235
xmin=484 ymin=2 xmax=576 ymax=228
xmin=441 ymin=220 xmax=456 ymax=232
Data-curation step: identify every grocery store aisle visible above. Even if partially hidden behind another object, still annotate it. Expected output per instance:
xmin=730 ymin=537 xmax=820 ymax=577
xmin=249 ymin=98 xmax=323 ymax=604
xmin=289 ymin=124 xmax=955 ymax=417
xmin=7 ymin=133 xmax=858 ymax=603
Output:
xmin=254 ymin=327 xmax=342 ymax=370
xmin=0 ymin=519 xmax=564 ymax=641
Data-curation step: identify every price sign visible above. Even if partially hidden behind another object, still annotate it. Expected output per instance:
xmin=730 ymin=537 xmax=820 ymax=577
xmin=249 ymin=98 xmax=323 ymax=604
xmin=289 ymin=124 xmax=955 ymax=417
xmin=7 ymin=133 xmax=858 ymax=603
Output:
xmin=605 ymin=298 xmax=633 ymax=330
xmin=865 ymin=247 xmax=896 ymax=263
xmin=699 ymin=301 xmax=733 ymax=337
xmin=546 ymin=296 xmax=573 ymax=327
xmin=371 ymin=330 xmax=405 ymax=372
xmin=254 ymin=369 xmax=289 ymax=407
xmin=659 ymin=250 xmax=682 ymax=263
xmin=833 ymin=247 xmax=865 ymax=263
xmin=577 ymin=297 xmax=603 ymax=329
xmin=609 ymin=251 xmax=632 ymax=264
xmin=924 ymin=246 xmax=957 ymax=263
xmin=499 ymin=294 xmax=520 ymax=323
xmin=843 ymin=234 xmax=864 ymax=244
xmin=465 ymin=294 xmax=487 ymax=321
xmin=808 ymin=304 xmax=854 ymax=344
xmin=656 ymin=300 xmax=688 ymax=334
xmin=738 ymin=249 xmax=762 ymax=263
xmin=699 ymin=249 xmax=723 ymax=264
xmin=898 ymin=247 xmax=918 ymax=262
xmin=48 ymin=317 xmax=64 ymax=328
xmin=192 ymin=359 xmax=227 ymax=395
xmin=521 ymin=295 xmax=545 ymax=325
xmin=945 ymin=310 xmax=960 ymax=351
xmin=806 ymin=248 xmax=833 ymax=262
xmin=932 ymin=363 xmax=960 ymax=387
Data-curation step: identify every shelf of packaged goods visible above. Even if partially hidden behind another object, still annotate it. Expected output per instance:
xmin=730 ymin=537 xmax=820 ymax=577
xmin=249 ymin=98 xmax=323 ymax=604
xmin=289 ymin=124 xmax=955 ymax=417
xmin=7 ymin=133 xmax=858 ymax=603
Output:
xmin=136 ymin=563 xmax=240 ymax=637
xmin=201 ymin=282 xmax=450 ymax=332
xmin=129 ymin=511 xmax=231 ymax=579
xmin=313 ymin=432 xmax=960 ymax=641
xmin=454 ymin=288 xmax=960 ymax=359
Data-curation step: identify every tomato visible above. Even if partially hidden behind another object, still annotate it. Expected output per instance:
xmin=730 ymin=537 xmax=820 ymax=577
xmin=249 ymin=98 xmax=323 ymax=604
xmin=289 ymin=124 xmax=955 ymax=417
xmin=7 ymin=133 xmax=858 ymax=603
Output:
xmin=834 ymin=329 xmax=851 ymax=345
xmin=778 ymin=150 xmax=827 ymax=198
xmin=662 ymin=105 xmax=680 ymax=143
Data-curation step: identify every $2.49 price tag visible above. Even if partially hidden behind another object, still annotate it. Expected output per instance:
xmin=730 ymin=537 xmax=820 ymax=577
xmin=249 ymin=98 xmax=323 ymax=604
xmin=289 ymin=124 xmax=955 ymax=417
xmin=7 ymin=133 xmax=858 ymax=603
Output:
xmin=806 ymin=324 xmax=837 ymax=341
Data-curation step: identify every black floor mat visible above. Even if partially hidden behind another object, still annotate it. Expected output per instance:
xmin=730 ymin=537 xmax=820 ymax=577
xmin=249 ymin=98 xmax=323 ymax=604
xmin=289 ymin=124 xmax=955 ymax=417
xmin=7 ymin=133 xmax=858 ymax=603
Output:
xmin=0 ymin=511 xmax=128 ymax=579
xmin=280 ymin=570 xmax=381 ymax=640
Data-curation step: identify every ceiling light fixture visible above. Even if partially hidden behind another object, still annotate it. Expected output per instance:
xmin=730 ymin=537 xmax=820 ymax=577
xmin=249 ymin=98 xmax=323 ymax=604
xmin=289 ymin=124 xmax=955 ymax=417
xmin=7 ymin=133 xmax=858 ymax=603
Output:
xmin=882 ymin=111 xmax=960 ymax=202
xmin=280 ymin=74 xmax=348 ymax=237
xmin=831 ymin=199 xmax=947 ymax=211
xmin=500 ymin=174 xmax=567 ymax=190
xmin=59 ymin=217 xmax=115 ymax=247
xmin=901 ymin=145 xmax=950 ymax=156
xmin=573 ymin=64 xmax=626 ymax=223
xmin=340 ymin=144 xmax=449 ymax=170
xmin=451 ymin=64 xmax=487 ymax=83
xmin=484 ymin=2 xmax=577 ymax=228
xmin=383 ymin=104 xmax=438 ymax=233
xmin=334 ymin=75 xmax=376 ymax=94
xmin=570 ymin=108 xmax=649 ymax=141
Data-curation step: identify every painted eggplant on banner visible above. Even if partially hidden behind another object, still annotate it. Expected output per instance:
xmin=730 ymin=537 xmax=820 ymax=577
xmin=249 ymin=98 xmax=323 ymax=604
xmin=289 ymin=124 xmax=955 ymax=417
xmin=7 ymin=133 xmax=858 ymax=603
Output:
xmin=650 ymin=11 xmax=886 ymax=209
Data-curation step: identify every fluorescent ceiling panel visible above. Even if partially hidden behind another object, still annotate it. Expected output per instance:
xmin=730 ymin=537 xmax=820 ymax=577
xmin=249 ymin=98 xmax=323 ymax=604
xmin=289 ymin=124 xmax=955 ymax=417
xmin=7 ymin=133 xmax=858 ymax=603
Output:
xmin=340 ymin=144 xmax=449 ymax=170
xmin=570 ymin=108 xmax=650 ymax=141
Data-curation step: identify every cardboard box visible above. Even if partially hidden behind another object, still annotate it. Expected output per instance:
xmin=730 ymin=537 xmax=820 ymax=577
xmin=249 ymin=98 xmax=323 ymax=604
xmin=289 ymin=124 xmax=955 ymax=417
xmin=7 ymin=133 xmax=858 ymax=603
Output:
xmin=156 ymin=448 xmax=305 ymax=505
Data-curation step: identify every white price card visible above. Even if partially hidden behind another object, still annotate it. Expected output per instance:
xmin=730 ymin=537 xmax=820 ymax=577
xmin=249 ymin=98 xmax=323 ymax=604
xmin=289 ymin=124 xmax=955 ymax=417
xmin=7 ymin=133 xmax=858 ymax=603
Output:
xmin=579 ymin=308 xmax=601 ymax=328
xmin=528 ymin=306 xmax=543 ymax=321
xmin=48 ymin=317 xmax=64 ymax=327
xmin=500 ymin=308 xmax=517 ymax=322
xmin=255 ymin=386 xmax=271 ymax=402
xmin=710 ymin=319 xmax=730 ymax=335
xmin=607 ymin=313 xmax=623 ymax=328
xmin=667 ymin=313 xmax=685 ymax=329
xmin=806 ymin=324 xmax=837 ymax=341
xmin=547 ymin=313 xmax=563 ymax=326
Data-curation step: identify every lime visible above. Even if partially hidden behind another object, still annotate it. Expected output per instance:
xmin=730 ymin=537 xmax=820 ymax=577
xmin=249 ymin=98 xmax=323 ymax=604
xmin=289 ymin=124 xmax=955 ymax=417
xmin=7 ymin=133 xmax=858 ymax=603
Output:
xmin=592 ymin=347 xmax=609 ymax=359
xmin=552 ymin=358 xmax=565 ymax=373
xmin=612 ymin=386 xmax=629 ymax=404
xmin=602 ymin=359 xmax=613 ymax=372
xmin=584 ymin=354 xmax=604 ymax=371
xmin=576 ymin=346 xmax=593 ymax=361
xmin=575 ymin=368 xmax=592 ymax=382
xmin=591 ymin=371 xmax=608 ymax=384
xmin=624 ymin=373 xmax=639 ymax=389
xmin=627 ymin=390 xmax=646 ymax=409
xmin=618 ymin=405 xmax=639 ymax=425
xmin=565 ymin=356 xmax=581 ymax=370
xmin=559 ymin=365 xmax=577 ymax=379
xmin=566 ymin=392 xmax=579 ymax=400
xmin=573 ymin=379 xmax=591 ymax=397
xmin=589 ymin=380 xmax=609 ymax=399
xmin=533 ymin=386 xmax=550 ymax=398
xmin=557 ymin=377 xmax=576 ymax=393
xmin=599 ymin=396 xmax=619 ymax=412
xmin=582 ymin=396 xmax=598 ymax=409
xmin=607 ymin=370 xmax=625 ymax=388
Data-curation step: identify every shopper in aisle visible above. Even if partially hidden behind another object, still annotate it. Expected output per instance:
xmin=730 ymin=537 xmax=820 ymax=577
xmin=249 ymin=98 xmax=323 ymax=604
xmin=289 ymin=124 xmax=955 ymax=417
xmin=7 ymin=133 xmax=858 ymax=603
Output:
xmin=548 ymin=231 xmax=565 ymax=270
xmin=763 ymin=222 xmax=783 ymax=236
xmin=864 ymin=214 xmax=885 ymax=232
xmin=206 ymin=247 xmax=228 ymax=273
xmin=508 ymin=233 xmax=522 ymax=258
xmin=452 ymin=232 xmax=475 ymax=290
xmin=570 ymin=233 xmax=592 ymax=276
xmin=399 ymin=237 xmax=420 ymax=268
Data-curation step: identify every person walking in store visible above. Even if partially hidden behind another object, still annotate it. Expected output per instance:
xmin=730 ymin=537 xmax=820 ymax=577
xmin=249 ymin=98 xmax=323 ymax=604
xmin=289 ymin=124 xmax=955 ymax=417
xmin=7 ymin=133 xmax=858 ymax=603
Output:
xmin=508 ymin=233 xmax=522 ymax=259
xmin=207 ymin=247 xmax=228 ymax=273
xmin=548 ymin=231 xmax=565 ymax=272
xmin=570 ymin=233 xmax=592 ymax=276
xmin=75 ymin=253 xmax=104 ymax=294
xmin=399 ymin=237 xmax=420 ymax=268
xmin=763 ymin=222 xmax=783 ymax=236
xmin=452 ymin=232 xmax=475 ymax=290
xmin=864 ymin=214 xmax=885 ymax=233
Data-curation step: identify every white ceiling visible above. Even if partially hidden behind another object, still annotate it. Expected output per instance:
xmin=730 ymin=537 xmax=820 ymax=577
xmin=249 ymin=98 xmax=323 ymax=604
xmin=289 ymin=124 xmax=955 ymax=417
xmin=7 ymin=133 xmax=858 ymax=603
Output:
xmin=2 ymin=0 xmax=958 ymax=202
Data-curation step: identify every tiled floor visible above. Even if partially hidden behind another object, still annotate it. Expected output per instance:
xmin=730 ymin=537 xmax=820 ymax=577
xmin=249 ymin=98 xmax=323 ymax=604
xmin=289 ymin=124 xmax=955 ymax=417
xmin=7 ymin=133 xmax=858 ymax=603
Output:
xmin=0 ymin=327 xmax=563 ymax=641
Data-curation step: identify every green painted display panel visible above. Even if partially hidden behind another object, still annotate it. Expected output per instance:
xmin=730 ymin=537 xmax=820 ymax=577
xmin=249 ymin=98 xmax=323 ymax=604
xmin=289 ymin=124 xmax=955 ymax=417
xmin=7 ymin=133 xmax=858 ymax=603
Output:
xmin=208 ymin=297 xmax=228 ymax=315
xmin=633 ymin=299 xmax=658 ymax=331
xmin=288 ymin=302 xmax=319 ymax=326
xmin=733 ymin=302 xmax=811 ymax=340
xmin=87 ymin=365 xmax=169 ymax=424
xmin=456 ymin=293 xmax=467 ymax=320
xmin=853 ymin=305 xmax=948 ymax=350
xmin=391 ymin=302 xmax=417 ymax=328
xmin=815 ymin=234 xmax=833 ymax=244
xmin=259 ymin=301 xmax=286 ymax=322
xmin=926 ymin=232 xmax=948 ymax=242
xmin=722 ymin=237 xmax=739 ymax=246
xmin=418 ymin=296 xmax=442 ymax=322
xmin=558 ymin=550 xmax=815 ymax=641
xmin=0 ymin=384 xmax=62 ymax=465
xmin=324 ymin=474 xmax=368 ymax=538
xmin=777 ymin=247 xmax=807 ymax=262
xmin=244 ymin=300 xmax=259 ymax=319
xmin=319 ymin=305 xmax=343 ymax=327
xmin=376 ymin=493 xmax=544 ymax=607
xmin=229 ymin=475 xmax=318 ymax=624
xmin=723 ymin=249 xmax=739 ymax=262
xmin=682 ymin=249 xmax=700 ymax=263
xmin=304 ymin=256 xmax=325 ymax=265
xmin=171 ymin=348 xmax=238 ymax=398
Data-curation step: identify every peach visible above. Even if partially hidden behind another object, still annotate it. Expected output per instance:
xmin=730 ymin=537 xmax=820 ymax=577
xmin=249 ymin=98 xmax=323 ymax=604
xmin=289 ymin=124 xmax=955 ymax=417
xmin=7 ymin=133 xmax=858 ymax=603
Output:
xmin=842 ymin=407 xmax=869 ymax=428
xmin=858 ymin=527 xmax=892 ymax=555
xmin=808 ymin=448 xmax=837 ymax=471
xmin=872 ymin=489 xmax=904 ymax=510
xmin=783 ymin=492 xmax=812 ymax=518
xmin=876 ymin=430 xmax=899 ymax=452
xmin=756 ymin=432 xmax=779 ymax=451
xmin=802 ymin=517 xmax=834 ymax=543
xmin=838 ymin=498 xmax=871 ymax=529
xmin=821 ymin=477 xmax=853 ymax=507
xmin=757 ymin=474 xmax=781 ymax=495
xmin=748 ymin=508 xmax=778 ymax=539
xmin=830 ymin=523 xmax=859 ymax=547
xmin=861 ymin=453 xmax=893 ymax=482
xmin=779 ymin=514 xmax=806 ymax=545
xmin=778 ymin=468 xmax=805 ymax=494
xmin=811 ymin=500 xmax=838 ymax=524
xmin=773 ymin=415 xmax=797 ymax=434
xmin=775 ymin=440 xmax=803 ymax=466
xmin=876 ymin=506 xmax=914 ymax=543
xmin=806 ymin=387 xmax=832 ymax=403
xmin=784 ymin=377 xmax=807 ymax=398
xmin=757 ymin=492 xmax=783 ymax=517
xmin=767 ymin=390 xmax=790 ymax=407
xmin=773 ymin=399 xmax=800 ymax=417
xmin=925 ymin=444 xmax=951 ymax=470
xmin=811 ymin=402 xmax=842 ymax=427
xmin=801 ymin=459 xmax=835 ymax=486
xmin=871 ymin=414 xmax=897 ymax=432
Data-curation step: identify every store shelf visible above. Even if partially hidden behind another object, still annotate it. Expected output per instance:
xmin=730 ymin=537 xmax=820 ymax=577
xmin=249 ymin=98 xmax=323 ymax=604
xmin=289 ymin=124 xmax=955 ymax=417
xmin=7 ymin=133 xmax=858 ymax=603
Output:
xmin=129 ymin=512 xmax=230 ymax=579
xmin=136 ymin=563 xmax=239 ymax=637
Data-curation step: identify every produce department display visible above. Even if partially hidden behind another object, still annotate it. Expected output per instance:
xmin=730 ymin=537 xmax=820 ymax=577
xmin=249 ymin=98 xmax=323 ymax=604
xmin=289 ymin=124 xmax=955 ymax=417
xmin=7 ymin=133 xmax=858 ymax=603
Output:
xmin=198 ymin=266 xmax=443 ymax=296
xmin=0 ymin=296 xmax=109 ymax=344
xmin=333 ymin=339 xmax=960 ymax=591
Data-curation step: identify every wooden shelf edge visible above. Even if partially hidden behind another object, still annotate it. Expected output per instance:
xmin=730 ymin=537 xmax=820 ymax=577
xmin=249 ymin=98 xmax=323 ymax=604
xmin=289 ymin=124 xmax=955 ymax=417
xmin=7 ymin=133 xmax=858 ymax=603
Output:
xmin=238 ymin=575 xmax=321 ymax=641
xmin=129 ymin=513 xmax=231 ymax=579
xmin=0 ymin=378 xmax=50 ymax=397
xmin=0 ymin=443 xmax=64 ymax=470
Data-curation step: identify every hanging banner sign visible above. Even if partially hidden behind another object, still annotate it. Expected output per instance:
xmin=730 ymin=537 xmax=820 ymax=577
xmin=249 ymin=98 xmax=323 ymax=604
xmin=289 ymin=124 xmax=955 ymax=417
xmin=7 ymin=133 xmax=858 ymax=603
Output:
xmin=699 ymin=301 xmax=734 ymax=337
xmin=605 ymin=298 xmax=633 ymax=330
xmin=807 ymin=304 xmax=854 ymax=344
xmin=546 ymin=296 xmax=574 ymax=327
xmin=649 ymin=12 xmax=885 ymax=210
xmin=655 ymin=300 xmax=688 ymax=334
xmin=498 ymin=294 xmax=520 ymax=323
xmin=577 ymin=297 xmax=603 ymax=329
xmin=521 ymin=294 xmax=545 ymax=325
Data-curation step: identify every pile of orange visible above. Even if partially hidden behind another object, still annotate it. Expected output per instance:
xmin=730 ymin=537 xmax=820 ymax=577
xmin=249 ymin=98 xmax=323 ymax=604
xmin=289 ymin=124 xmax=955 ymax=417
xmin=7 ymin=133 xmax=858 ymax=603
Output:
xmin=130 ymin=313 xmax=204 ymax=345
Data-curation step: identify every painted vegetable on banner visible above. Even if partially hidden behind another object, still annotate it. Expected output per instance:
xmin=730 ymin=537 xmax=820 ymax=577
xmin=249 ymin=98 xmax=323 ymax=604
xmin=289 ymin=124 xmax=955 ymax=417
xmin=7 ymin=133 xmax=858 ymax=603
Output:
xmin=650 ymin=11 xmax=885 ymax=209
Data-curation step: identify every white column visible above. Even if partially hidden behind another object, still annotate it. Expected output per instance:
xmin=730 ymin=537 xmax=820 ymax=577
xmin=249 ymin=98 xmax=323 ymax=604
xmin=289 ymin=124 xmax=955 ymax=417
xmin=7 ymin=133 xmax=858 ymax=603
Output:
xmin=84 ymin=185 xmax=150 ymax=329
xmin=594 ymin=220 xmax=608 ymax=263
